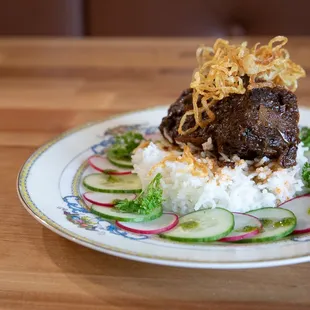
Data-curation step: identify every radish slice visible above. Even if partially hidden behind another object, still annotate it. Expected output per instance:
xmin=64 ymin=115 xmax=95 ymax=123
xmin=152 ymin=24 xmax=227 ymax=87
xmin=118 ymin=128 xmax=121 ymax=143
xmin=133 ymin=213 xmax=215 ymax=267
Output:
xmin=83 ymin=192 xmax=136 ymax=207
xmin=88 ymin=155 xmax=132 ymax=175
xmin=220 ymin=212 xmax=262 ymax=242
xmin=116 ymin=213 xmax=179 ymax=235
xmin=92 ymin=205 xmax=162 ymax=222
xmin=279 ymin=195 xmax=310 ymax=234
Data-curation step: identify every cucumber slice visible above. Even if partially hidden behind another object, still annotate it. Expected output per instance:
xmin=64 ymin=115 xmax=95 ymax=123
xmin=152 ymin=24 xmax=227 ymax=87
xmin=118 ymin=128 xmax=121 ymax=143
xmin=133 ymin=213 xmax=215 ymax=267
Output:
xmin=91 ymin=205 xmax=162 ymax=222
xmin=159 ymin=208 xmax=234 ymax=242
xmin=83 ymin=173 xmax=142 ymax=193
xmin=241 ymin=207 xmax=297 ymax=243
xmin=107 ymin=153 xmax=133 ymax=168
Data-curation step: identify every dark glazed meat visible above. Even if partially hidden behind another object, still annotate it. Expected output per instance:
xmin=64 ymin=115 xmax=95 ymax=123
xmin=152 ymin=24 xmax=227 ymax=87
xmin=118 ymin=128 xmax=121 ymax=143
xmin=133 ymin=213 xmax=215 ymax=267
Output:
xmin=159 ymin=87 xmax=300 ymax=168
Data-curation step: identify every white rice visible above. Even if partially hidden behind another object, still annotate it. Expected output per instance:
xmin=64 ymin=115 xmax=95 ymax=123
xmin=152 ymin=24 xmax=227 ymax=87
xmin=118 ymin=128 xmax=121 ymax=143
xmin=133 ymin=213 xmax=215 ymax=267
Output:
xmin=132 ymin=141 xmax=308 ymax=214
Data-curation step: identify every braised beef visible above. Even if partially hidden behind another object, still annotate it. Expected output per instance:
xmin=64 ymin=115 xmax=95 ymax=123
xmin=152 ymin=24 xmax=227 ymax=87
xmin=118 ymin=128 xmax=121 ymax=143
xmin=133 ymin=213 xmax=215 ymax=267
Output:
xmin=159 ymin=87 xmax=300 ymax=168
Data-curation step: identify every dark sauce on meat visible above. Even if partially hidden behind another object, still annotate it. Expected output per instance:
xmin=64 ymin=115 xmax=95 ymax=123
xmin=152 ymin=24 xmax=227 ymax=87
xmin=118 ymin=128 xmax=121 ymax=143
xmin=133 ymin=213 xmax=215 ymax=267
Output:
xmin=159 ymin=87 xmax=300 ymax=168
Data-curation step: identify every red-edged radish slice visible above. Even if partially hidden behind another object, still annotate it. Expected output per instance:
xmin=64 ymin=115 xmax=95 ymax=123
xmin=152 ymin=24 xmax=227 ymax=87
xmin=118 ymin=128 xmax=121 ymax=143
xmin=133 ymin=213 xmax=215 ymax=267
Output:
xmin=220 ymin=212 xmax=262 ymax=242
xmin=88 ymin=155 xmax=132 ymax=175
xmin=116 ymin=213 xmax=179 ymax=235
xmin=279 ymin=194 xmax=310 ymax=234
xmin=83 ymin=192 xmax=136 ymax=207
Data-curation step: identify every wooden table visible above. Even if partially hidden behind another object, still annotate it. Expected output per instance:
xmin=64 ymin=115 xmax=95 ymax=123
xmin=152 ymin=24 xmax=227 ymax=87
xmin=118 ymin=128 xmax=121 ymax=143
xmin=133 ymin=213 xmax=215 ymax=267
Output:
xmin=1 ymin=37 xmax=310 ymax=310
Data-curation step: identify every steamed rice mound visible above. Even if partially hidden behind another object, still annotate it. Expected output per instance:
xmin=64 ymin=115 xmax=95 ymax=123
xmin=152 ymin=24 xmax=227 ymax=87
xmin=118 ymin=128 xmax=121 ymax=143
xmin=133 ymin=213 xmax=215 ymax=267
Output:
xmin=132 ymin=141 xmax=308 ymax=214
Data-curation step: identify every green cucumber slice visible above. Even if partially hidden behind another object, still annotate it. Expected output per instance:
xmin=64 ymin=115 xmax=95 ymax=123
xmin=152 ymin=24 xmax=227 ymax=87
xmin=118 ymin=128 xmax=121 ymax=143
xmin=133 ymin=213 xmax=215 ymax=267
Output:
xmin=241 ymin=207 xmax=297 ymax=243
xmin=83 ymin=173 xmax=142 ymax=193
xmin=107 ymin=153 xmax=133 ymax=168
xmin=159 ymin=208 xmax=234 ymax=242
xmin=91 ymin=205 xmax=162 ymax=222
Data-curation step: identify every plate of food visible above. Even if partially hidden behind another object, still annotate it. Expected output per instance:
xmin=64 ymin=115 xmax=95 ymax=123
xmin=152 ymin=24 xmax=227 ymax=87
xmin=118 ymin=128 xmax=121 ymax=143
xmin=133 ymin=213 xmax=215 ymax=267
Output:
xmin=18 ymin=36 xmax=310 ymax=269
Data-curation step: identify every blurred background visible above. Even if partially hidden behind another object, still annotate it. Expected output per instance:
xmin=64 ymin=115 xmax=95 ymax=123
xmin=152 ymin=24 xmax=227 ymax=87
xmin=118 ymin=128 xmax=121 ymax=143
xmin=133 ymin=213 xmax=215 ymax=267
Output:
xmin=0 ymin=0 xmax=310 ymax=37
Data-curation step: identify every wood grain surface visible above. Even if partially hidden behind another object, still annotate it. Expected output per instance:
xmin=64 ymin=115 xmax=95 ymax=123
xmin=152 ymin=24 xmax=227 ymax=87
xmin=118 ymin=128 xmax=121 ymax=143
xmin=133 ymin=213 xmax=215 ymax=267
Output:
xmin=1 ymin=37 xmax=310 ymax=310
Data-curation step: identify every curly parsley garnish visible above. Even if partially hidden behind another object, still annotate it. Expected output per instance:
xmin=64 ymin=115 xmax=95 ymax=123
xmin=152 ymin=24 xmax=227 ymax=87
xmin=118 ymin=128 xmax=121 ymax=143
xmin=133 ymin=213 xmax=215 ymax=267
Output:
xmin=108 ymin=131 xmax=144 ymax=160
xmin=302 ymin=162 xmax=310 ymax=188
xmin=300 ymin=127 xmax=310 ymax=147
xmin=115 ymin=173 xmax=163 ymax=214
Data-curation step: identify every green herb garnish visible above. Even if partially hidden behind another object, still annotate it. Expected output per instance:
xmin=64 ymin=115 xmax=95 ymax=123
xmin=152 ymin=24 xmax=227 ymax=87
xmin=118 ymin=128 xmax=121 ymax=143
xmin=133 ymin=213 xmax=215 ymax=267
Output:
xmin=302 ymin=162 xmax=310 ymax=188
xmin=108 ymin=131 xmax=144 ymax=160
xmin=115 ymin=173 xmax=163 ymax=215
xmin=300 ymin=127 xmax=310 ymax=147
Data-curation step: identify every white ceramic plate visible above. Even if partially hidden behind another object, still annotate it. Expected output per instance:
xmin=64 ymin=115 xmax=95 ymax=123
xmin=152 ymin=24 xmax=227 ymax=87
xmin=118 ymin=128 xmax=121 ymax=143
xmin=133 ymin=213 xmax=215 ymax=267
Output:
xmin=17 ymin=106 xmax=310 ymax=269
